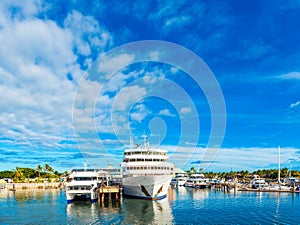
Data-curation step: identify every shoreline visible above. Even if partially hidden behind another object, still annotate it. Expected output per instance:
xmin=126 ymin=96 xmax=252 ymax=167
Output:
xmin=5 ymin=182 xmax=63 ymax=191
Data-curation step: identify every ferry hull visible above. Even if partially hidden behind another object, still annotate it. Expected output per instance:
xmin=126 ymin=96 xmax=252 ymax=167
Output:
xmin=122 ymin=175 xmax=172 ymax=200
xmin=66 ymin=190 xmax=98 ymax=203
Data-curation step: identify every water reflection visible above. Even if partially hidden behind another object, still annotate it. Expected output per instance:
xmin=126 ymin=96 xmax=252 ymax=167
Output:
xmin=0 ymin=189 xmax=60 ymax=204
xmin=66 ymin=196 xmax=173 ymax=224
xmin=66 ymin=200 xmax=122 ymax=224
xmin=185 ymin=187 xmax=209 ymax=201
xmin=122 ymin=197 xmax=173 ymax=224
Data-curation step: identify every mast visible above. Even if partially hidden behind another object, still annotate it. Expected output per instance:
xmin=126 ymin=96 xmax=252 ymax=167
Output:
xmin=278 ymin=146 xmax=280 ymax=183
xmin=130 ymin=135 xmax=133 ymax=149
xmin=142 ymin=133 xmax=147 ymax=149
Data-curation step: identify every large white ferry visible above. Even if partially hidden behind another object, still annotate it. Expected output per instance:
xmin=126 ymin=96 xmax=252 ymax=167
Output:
xmin=65 ymin=169 xmax=108 ymax=203
xmin=121 ymin=136 xmax=175 ymax=200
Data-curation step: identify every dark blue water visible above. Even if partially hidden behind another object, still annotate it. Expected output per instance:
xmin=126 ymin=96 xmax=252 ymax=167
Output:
xmin=1 ymin=187 xmax=299 ymax=224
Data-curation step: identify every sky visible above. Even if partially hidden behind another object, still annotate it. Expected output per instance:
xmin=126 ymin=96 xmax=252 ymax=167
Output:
xmin=0 ymin=0 xmax=300 ymax=172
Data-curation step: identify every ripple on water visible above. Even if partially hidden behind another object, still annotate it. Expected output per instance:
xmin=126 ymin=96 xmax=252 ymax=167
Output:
xmin=1 ymin=189 xmax=300 ymax=224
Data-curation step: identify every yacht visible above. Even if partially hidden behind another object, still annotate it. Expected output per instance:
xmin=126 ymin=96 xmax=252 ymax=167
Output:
xmin=185 ymin=173 xmax=209 ymax=189
xmin=121 ymin=136 xmax=175 ymax=200
xmin=250 ymin=175 xmax=267 ymax=189
xmin=171 ymin=170 xmax=188 ymax=187
xmin=65 ymin=169 xmax=108 ymax=203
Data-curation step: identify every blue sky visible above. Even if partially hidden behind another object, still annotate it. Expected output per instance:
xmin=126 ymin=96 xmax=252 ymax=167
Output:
xmin=0 ymin=0 xmax=300 ymax=172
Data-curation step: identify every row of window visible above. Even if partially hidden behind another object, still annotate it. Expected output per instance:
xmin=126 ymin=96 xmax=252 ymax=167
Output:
xmin=124 ymin=151 xmax=167 ymax=156
xmin=125 ymin=166 xmax=174 ymax=171
xmin=73 ymin=177 xmax=107 ymax=181
xmin=66 ymin=186 xmax=91 ymax=191
xmin=124 ymin=158 xmax=166 ymax=162
xmin=123 ymin=173 xmax=173 ymax=177
xmin=74 ymin=177 xmax=97 ymax=181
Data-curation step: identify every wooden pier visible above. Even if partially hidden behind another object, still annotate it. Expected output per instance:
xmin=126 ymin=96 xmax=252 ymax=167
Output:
xmin=238 ymin=188 xmax=300 ymax=193
xmin=97 ymin=186 xmax=122 ymax=205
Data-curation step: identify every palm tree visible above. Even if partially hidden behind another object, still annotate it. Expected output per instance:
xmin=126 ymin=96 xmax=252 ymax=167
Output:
xmin=13 ymin=167 xmax=25 ymax=182
xmin=44 ymin=164 xmax=54 ymax=174
xmin=190 ymin=166 xmax=197 ymax=174
xmin=36 ymin=165 xmax=43 ymax=178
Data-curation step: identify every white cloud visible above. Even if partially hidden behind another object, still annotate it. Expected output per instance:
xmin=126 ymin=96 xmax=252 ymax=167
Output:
xmin=158 ymin=109 xmax=175 ymax=117
xmin=290 ymin=101 xmax=300 ymax=108
xmin=98 ymin=53 xmax=135 ymax=74
xmin=64 ymin=10 xmax=113 ymax=56
xmin=165 ymin=145 xmax=300 ymax=172
xmin=130 ymin=104 xmax=150 ymax=122
xmin=170 ymin=67 xmax=179 ymax=74
xmin=148 ymin=50 xmax=160 ymax=61
xmin=113 ymin=85 xmax=147 ymax=111
xmin=180 ymin=107 xmax=192 ymax=115
xmin=279 ymin=72 xmax=300 ymax=80
xmin=164 ymin=15 xmax=192 ymax=27
xmin=0 ymin=2 xmax=113 ymax=154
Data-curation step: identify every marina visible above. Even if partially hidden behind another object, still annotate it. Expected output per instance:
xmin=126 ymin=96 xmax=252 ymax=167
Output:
xmin=1 ymin=186 xmax=300 ymax=224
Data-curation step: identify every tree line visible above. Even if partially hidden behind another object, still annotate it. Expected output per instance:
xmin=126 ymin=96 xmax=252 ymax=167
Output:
xmin=0 ymin=164 xmax=67 ymax=183
xmin=185 ymin=166 xmax=300 ymax=180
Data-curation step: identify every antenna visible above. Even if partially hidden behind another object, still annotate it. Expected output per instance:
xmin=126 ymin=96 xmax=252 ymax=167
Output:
xmin=278 ymin=146 xmax=281 ymax=183
xmin=130 ymin=135 xmax=133 ymax=149
xmin=142 ymin=133 xmax=147 ymax=149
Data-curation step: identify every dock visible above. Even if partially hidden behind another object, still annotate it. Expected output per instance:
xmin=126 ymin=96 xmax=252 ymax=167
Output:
xmin=97 ymin=186 xmax=122 ymax=205
xmin=238 ymin=188 xmax=300 ymax=193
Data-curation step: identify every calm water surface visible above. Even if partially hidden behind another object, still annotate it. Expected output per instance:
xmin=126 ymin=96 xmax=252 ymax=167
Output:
xmin=1 ymin=187 xmax=300 ymax=224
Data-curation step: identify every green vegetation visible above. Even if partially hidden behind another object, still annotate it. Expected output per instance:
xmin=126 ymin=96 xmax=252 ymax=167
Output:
xmin=186 ymin=167 xmax=300 ymax=180
xmin=0 ymin=164 xmax=63 ymax=183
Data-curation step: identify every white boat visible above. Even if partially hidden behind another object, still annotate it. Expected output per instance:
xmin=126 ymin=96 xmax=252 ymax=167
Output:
xmin=121 ymin=136 xmax=175 ymax=200
xmin=65 ymin=169 xmax=108 ymax=203
xmin=283 ymin=177 xmax=300 ymax=186
xmin=185 ymin=173 xmax=209 ymax=189
xmin=171 ymin=171 xmax=188 ymax=187
xmin=250 ymin=175 xmax=267 ymax=189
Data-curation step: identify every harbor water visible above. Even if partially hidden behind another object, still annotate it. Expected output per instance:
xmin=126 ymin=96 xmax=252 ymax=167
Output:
xmin=1 ymin=187 xmax=300 ymax=224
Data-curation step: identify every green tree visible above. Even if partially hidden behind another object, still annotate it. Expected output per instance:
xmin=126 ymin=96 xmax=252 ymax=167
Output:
xmin=44 ymin=164 xmax=54 ymax=178
xmin=36 ymin=165 xmax=43 ymax=179
xmin=13 ymin=167 xmax=25 ymax=183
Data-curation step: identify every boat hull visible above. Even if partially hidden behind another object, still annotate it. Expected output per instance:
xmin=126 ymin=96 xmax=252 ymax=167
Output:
xmin=66 ymin=190 xmax=98 ymax=203
xmin=122 ymin=175 xmax=172 ymax=200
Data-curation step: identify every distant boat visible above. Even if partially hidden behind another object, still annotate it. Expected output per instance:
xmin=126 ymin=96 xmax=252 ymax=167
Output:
xmin=250 ymin=175 xmax=268 ymax=189
xmin=65 ymin=169 xmax=108 ymax=203
xmin=171 ymin=170 xmax=188 ymax=187
xmin=185 ymin=173 xmax=209 ymax=189
xmin=121 ymin=136 xmax=175 ymax=200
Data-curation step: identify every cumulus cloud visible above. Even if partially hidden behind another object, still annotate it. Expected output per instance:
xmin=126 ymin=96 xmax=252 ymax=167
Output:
xmin=164 ymin=15 xmax=192 ymax=27
xmin=279 ymin=72 xmax=300 ymax=80
xmin=290 ymin=101 xmax=300 ymax=108
xmin=180 ymin=107 xmax=192 ymax=115
xmin=64 ymin=10 xmax=113 ymax=57
xmin=158 ymin=109 xmax=175 ymax=117
xmin=0 ymin=1 xmax=113 ymax=165
xmin=166 ymin=145 xmax=300 ymax=172
xmin=130 ymin=104 xmax=150 ymax=122
xmin=98 ymin=53 xmax=135 ymax=74
xmin=113 ymin=85 xmax=147 ymax=111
